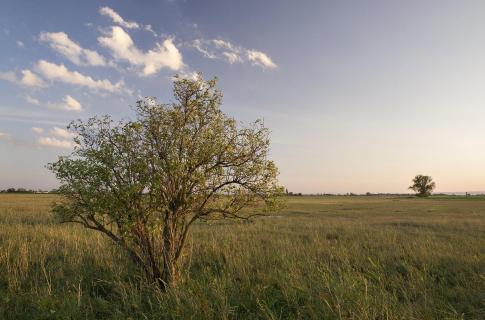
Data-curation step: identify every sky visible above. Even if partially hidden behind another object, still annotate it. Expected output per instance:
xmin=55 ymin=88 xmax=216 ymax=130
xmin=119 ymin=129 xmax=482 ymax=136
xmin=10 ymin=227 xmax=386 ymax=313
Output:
xmin=1 ymin=0 xmax=485 ymax=194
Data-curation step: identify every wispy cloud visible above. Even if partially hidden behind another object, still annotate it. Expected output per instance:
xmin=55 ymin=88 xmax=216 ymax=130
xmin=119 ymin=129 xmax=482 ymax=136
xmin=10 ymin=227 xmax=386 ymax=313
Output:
xmin=192 ymin=38 xmax=277 ymax=69
xmin=98 ymin=26 xmax=183 ymax=76
xmin=98 ymin=6 xmax=157 ymax=36
xmin=37 ymin=136 xmax=74 ymax=149
xmin=193 ymin=39 xmax=217 ymax=59
xmin=35 ymin=60 xmax=126 ymax=93
xmin=247 ymin=50 xmax=277 ymax=69
xmin=49 ymin=126 xmax=75 ymax=139
xmin=99 ymin=6 xmax=140 ymax=29
xmin=39 ymin=32 xmax=109 ymax=67
xmin=31 ymin=127 xmax=44 ymax=134
xmin=26 ymin=94 xmax=82 ymax=112
xmin=223 ymin=51 xmax=243 ymax=64
xmin=0 ymin=69 xmax=47 ymax=88
xmin=25 ymin=95 xmax=41 ymax=106
xmin=35 ymin=125 xmax=75 ymax=149
xmin=48 ymin=95 xmax=83 ymax=111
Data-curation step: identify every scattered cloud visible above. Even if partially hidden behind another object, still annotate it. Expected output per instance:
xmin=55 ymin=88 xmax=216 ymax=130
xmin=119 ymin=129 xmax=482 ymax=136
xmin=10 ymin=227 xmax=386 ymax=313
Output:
xmin=48 ymin=95 xmax=83 ymax=112
xmin=35 ymin=60 xmax=126 ymax=93
xmin=212 ymin=39 xmax=236 ymax=51
xmin=32 ymin=127 xmax=44 ymax=134
xmin=98 ymin=26 xmax=183 ymax=76
xmin=99 ymin=7 xmax=140 ymax=29
xmin=98 ymin=6 xmax=158 ymax=36
xmin=193 ymin=39 xmax=217 ymax=59
xmin=26 ymin=94 xmax=83 ymax=112
xmin=50 ymin=126 xmax=75 ymax=138
xmin=34 ymin=125 xmax=75 ymax=149
xmin=0 ymin=69 xmax=47 ymax=88
xmin=39 ymin=32 xmax=108 ymax=67
xmin=192 ymin=39 xmax=276 ymax=69
xmin=144 ymin=24 xmax=157 ymax=36
xmin=25 ymin=95 xmax=41 ymax=105
xmin=16 ymin=41 xmax=24 ymax=48
xmin=247 ymin=50 xmax=277 ymax=69
xmin=173 ymin=70 xmax=199 ymax=81
xmin=223 ymin=51 xmax=243 ymax=64
xmin=37 ymin=136 xmax=74 ymax=149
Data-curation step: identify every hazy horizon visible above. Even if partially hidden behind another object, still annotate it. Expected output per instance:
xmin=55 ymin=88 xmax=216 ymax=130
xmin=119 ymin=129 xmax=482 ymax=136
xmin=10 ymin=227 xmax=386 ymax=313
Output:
xmin=1 ymin=0 xmax=485 ymax=193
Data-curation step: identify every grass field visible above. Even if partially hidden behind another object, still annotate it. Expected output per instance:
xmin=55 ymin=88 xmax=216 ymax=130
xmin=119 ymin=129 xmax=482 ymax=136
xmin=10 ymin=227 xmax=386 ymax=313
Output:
xmin=0 ymin=194 xmax=483 ymax=319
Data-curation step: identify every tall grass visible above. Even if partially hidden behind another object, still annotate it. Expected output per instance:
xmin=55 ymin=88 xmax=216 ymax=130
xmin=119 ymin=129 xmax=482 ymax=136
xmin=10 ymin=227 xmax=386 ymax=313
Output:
xmin=0 ymin=194 xmax=483 ymax=319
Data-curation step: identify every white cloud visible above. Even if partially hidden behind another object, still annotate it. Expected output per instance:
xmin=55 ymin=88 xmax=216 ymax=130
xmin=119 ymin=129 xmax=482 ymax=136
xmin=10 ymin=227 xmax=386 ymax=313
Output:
xmin=38 ymin=136 xmax=74 ymax=149
xmin=212 ymin=39 xmax=235 ymax=51
xmin=99 ymin=7 xmax=140 ymax=29
xmin=247 ymin=50 xmax=277 ymax=69
xmin=26 ymin=94 xmax=82 ymax=112
xmin=32 ymin=127 xmax=44 ymax=134
xmin=223 ymin=51 xmax=243 ymax=64
xmin=48 ymin=95 xmax=83 ymax=112
xmin=25 ymin=95 xmax=41 ymax=105
xmin=35 ymin=126 xmax=76 ymax=149
xmin=0 ymin=69 xmax=47 ymax=88
xmin=192 ymin=38 xmax=277 ymax=69
xmin=98 ymin=26 xmax=183 ymax=76
xmin=40 ymin=32 xmax=108 ymax=67
xmin=145 ymin=24 xmax=157 ymax=36
xmin=173 ymin=70 xmax=200 ymax=81
xmin=16 ymin=41 xmax=24 ymax=48
xmin=35 ymin=60 xmax=125 ymax=93
xmin=193 ymin=39 xmax=216 ymax=59
xmin=50 ymin=126 xmax=75 ymax=138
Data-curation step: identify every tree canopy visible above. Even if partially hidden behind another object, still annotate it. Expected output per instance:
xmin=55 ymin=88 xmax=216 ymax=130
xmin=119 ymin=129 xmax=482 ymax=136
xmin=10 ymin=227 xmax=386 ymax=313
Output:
xmin=48 ymin=75 xmax=282 ymax=289
xmin=409 ymin=174 xmax=436 ymax=197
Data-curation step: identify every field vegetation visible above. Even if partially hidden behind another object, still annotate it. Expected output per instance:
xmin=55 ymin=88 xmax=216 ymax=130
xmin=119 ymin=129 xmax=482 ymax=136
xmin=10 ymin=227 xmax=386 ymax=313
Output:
xmin=0 ymin=194 xmax=483 ymax=319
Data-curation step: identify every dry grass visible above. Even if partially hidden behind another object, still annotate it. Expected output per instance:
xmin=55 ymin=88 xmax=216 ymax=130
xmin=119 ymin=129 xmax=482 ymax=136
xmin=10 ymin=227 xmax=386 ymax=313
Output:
xmin=0 ymin=194 xmax=483 ymax=319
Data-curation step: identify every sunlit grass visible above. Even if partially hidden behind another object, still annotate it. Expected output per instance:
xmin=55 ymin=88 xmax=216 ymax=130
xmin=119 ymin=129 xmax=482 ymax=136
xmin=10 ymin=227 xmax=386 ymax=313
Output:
xmin=0 ymin=194 xmax=483 ymax=319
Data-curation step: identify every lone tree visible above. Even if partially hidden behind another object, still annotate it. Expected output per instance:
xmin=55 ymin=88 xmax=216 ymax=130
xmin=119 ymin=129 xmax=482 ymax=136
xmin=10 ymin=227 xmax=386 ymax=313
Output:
xmin=409 ymin=174 xmax=436 ymax=197
xmin=48 ymin=75 xmax=282 ymax=290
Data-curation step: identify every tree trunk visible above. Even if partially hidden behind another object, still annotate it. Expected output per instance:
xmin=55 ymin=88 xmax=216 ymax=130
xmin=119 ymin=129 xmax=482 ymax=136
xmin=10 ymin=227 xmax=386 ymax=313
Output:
xmin=161 ymin=221 xmax=177 ymax=290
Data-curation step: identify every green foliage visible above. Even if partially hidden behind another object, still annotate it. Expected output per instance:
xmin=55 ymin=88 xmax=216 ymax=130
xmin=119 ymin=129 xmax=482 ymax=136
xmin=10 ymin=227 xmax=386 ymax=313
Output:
xmin=0 ymin=194 xmax=484 ymax=319
xmin=409 ymin=174 xmax=436 ymax=197
xmin=47 ymin=74 xmax=282 ymax=289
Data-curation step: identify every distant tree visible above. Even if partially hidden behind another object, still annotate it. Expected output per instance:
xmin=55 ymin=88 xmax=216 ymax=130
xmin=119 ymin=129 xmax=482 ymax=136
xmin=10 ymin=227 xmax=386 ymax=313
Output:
xmin=409 ymin=174 xmax=436 ymax=197
xmin=6 ymin=188 xmax=15 ymax=193
xmin=48 ymin=75 xmax=282 ymax=290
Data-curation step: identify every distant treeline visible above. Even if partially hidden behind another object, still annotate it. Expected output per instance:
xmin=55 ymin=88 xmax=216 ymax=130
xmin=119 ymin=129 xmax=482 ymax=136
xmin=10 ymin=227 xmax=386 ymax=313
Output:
xmin=0 ymin=188 xmax=56 ymax=194
xmin=285 ymin=191 xmax=485 ymax=197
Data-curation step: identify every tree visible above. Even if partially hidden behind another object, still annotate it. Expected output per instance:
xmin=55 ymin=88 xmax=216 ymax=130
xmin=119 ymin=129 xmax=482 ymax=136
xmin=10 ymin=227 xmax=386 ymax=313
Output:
xmin=48 ymin=75 xmax=282 ymax=290
xmin=409 ymin=174 xmax=436 ymax=197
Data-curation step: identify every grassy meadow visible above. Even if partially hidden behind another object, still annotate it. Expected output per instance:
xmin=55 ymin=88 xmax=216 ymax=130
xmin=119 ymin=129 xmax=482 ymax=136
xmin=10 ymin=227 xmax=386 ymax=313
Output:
xmin=0 ymin=194 xmax=483 ymax=319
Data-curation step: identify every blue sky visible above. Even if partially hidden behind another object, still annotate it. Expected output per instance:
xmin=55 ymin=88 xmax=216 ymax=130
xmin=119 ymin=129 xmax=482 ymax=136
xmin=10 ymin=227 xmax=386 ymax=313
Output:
xmin=1 ymin=0 xmax=485 ymax=193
